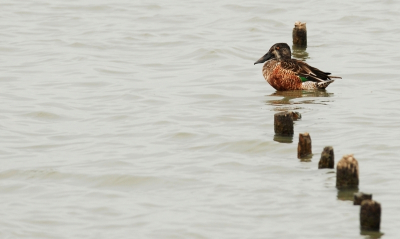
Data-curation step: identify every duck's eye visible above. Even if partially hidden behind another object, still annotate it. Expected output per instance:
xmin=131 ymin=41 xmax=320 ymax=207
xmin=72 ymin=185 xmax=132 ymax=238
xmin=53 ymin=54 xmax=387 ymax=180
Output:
xmin=276 ymin=47 xmax=280 ymax=50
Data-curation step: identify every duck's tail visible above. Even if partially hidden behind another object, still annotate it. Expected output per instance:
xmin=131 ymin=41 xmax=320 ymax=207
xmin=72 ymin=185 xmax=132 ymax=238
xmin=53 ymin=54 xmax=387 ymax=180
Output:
xmin=317 ymin=79 xmax=335 ymax=89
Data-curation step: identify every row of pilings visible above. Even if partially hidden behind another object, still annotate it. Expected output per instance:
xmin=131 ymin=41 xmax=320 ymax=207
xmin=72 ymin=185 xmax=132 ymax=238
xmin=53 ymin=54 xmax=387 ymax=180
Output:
xmin=274 ymin=110 xmax=381 ymax=233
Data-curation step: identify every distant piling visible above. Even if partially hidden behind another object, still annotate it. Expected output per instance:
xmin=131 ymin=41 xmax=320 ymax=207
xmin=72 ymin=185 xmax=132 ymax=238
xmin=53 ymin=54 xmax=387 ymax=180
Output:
xmin=297 ymin=133 xmax=312 ymax=159
xmin=291 ymin=111 xmax=301 ymax=121
xmin=274 ymin=111 xmax=294 ymax=136
xmin=318 ymin=146 xmax=334 ymax=169
xmin=360 ymin=200 xmax=381 ymax=231
xmin=336 ymin=154 xmax=359 ymax=188
xmin=354 ymin=192 xmax=372 ymax=205
xmin=293 ymin=22 xmax=307 ymax=47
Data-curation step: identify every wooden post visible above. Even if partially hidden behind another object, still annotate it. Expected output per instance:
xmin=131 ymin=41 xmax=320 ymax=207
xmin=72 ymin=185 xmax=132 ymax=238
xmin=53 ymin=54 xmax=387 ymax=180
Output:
xmin=297 ymin=133 xmax=311 ymax=159
xmin=274 ymin=111 xmax=293 ymax=136
xmin=318 ymin=146 xmax=334 ymax=169
xmin=291 ymin=111 xmax=301 ymax=121
xmin=354 ymin=192 xmax=372 ymax=205
xmin=293 ymin=22 xmax=307 ymax=47
xmin=336 ymin=154 xmax=359 ymax=188
xmin=360 ymin=200 xmax=381 ymax=231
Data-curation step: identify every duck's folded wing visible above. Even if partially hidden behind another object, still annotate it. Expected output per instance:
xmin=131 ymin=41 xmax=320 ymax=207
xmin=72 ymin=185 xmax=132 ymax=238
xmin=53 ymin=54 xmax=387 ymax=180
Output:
xmin=280 ymin=59 xmax=334 ymax=82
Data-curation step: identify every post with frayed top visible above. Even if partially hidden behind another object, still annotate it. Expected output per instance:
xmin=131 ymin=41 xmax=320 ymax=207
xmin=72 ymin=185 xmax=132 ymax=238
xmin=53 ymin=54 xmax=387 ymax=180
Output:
xmin=274 ymin=111 xmax=294 ymax=136
xmin=297 ymin=133 xmax=312 ymax=159
xmin=360 ymin=200 xmax=381 ymax=231
xmin=336 ymin=154 xmax=359 ymax=188
xmin=293 ymin=22 xmax=307 ymax=47
xmin=318 ymin=146 xmax=334 ymax=169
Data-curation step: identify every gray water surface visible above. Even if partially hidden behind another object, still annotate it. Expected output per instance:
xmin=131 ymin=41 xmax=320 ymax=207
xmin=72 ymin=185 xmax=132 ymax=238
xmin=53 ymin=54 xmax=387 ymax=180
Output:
xmin=0 ymin=0 xmax=399 ymax=238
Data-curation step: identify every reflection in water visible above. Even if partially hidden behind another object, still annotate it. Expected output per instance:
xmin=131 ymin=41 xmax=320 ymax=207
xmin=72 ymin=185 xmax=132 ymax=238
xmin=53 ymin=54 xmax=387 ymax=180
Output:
xmin=273 ymin=134 xmax=293 ymax=143
xmin=360 ymin=230 xmax=384 ymax=239
xmin=268 ymin=89 xmax=333 ymax=144
xmin=337 ymin=187 xmax=359 ymax=201
xmin=266 ymin=90 xmax=334 ymax=108
xmin=271 ymin=90 xmax=334 ymax=98
xmin=299 ymin=153 xmax=313 ymax=162
xmin=292 ymin=45 xmax=309 ymax=61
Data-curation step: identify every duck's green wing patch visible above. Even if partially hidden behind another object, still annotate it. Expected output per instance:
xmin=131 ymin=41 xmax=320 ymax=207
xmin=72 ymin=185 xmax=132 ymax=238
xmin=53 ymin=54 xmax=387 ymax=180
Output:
xmin=299 ymin=76 xmax=308 ymax=82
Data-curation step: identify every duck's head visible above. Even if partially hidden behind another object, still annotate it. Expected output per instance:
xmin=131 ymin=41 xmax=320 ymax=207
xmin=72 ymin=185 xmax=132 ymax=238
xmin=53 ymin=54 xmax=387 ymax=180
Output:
xmin=254 ymin=43 xmax=291 ymax=65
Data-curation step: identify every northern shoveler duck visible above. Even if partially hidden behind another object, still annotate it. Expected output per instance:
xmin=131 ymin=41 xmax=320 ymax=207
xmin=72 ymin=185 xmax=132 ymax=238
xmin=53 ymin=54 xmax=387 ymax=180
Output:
xmin=254 ymin=43 xmax=341 ymax=91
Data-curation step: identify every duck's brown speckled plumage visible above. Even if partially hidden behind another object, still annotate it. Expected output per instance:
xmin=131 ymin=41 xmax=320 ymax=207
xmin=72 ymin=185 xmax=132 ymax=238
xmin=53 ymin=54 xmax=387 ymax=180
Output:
xmin=254 ymin=43 xmax=341 ymax=91
xmin=263 ymin=60 xmax=303 ymax=90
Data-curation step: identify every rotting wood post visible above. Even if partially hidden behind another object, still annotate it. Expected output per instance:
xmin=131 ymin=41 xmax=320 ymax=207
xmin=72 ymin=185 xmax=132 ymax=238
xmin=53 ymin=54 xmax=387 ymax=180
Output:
xmin=291 ymin=111 xmax=301 ymax=121
xmin=293 ymin=22 xmax=307 ymax=47
xmin=354 ymin=192 xmax=372 ymax=205
xmin=336 ymin=154 xmax=359 ymax=188
xmin=297 ymin=133 xmax=312 ymax=159
xmin=318 ymin=146 xmax=334 ymax=169
xmin=360 ymin=200 xmax=381 ymax=231
xmin=274 ymin=111 xmax=293 ymax=136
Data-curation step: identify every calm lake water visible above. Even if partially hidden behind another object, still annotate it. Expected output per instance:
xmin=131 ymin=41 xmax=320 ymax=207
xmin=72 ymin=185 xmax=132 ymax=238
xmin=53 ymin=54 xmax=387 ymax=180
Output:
xmin=0 ymin=0 xmax=399 ymax=238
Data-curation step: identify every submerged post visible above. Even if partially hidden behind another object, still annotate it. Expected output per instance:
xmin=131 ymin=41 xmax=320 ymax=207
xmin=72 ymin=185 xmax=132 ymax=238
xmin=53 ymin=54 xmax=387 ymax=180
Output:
xmin=297 ymin=133 xmax=312 ymax=159
xmin=318 ymin=146 xmax=334 ymax=169
xmin=274 ymin=111 xmax=294 ymax=136
xmin=360 ymin=200 xmax=381 ymax=231
xmin=354 ymin=192 xmax=372 ymax=205
xmin=336 ymin=154 xmax=359 ymax=188
xmin=293 ymin=22 xmax=307 ymax=47
xmin=291 ymin=111 xmax=301 ymax=121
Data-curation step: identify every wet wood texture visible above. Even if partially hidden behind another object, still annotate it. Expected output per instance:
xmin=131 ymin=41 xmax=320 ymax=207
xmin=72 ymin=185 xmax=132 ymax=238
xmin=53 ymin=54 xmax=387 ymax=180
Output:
xmin=336 ymin=154 xmax=359 ymax=188
xmin=360 ymin=200 xmax=381 ymax=231
xmin=293 ymin=21 xmax=307 ymax=46
xmin=274 ymin=111 xmax=294 ymax=136
xmin=318 ymin=146 xmax=334 ymax=169
xmin=297 ymin=133 xmax=312 ymax=159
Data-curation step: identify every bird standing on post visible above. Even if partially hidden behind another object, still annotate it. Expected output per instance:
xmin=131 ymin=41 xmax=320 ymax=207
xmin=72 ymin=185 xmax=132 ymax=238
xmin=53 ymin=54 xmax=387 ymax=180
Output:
xmin=254 ymin=43 xmax=341 ymax=91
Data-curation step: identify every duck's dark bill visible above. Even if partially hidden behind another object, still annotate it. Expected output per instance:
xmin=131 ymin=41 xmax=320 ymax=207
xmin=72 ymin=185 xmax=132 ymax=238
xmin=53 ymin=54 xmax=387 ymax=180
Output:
xmin=254 ymin=52 xmax=273 ymax=65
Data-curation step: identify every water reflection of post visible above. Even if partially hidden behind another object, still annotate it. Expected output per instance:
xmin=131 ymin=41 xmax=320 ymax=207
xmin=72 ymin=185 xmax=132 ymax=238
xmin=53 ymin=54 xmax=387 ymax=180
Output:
xmin=268 ymin=90 xmax=332 ymax=144
xmin=337 ymin=187 xmax=359 ymax=201
xmin=266 ymin=90 xmax=334 ymax=106
xmin=360 ymin=229 xmax=384 ymax=239
xmin=273 ymin=134 xmax=293 ymax=144
xmin=292 ymin=45 xmax=309 ymax=61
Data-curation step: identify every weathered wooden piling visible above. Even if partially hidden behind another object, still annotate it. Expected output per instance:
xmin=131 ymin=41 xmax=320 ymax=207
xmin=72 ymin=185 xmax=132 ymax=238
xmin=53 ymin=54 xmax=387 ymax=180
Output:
xmin=274 ymin=111 xmax=293 ymax=136
xmin=318 ymin=146 xmax=334 ymax=169
xmin=297 ymin=133 xmax=312 ymax=159
xmin=360 ymin=200 xmax=381 ymax=231
xmin=293 ymin=21 xmax=307 ymax=47
xmin=336 ymin=154 xmax=359 ymax=188
xmin=354 ymin=192 xmax=372 ymax=205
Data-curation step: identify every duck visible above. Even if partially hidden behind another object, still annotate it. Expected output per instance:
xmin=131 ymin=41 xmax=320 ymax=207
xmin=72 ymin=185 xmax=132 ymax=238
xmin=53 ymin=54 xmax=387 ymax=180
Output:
xmin=254 ymin=43 xmax=341 ymax=91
